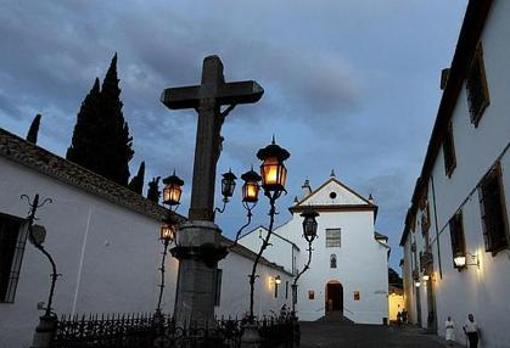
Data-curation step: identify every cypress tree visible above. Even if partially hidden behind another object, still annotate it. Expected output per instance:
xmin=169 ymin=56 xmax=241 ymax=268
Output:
xmin=128 ymin=161 xmax=145 ymax=194
xmin=98 ymin=53 xmax=134 ymax=185
xmin=66 ymin=78 xmax=102 ymax=170
xmin=26 ymin=114 xmax=42 ymax=144
xmin=147 ymin=177 xmax=161 ymax=204
xmin=66 ymin=54 xmax=134 ymax=186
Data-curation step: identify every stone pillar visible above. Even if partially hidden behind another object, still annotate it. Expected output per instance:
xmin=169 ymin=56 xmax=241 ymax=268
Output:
xmin=31 ymin=315 xmax=57 ymax=348
xmin=171 ymin=221 xmax=227 ymax=325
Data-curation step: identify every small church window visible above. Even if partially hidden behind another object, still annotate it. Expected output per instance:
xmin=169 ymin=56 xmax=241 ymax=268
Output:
xmin=479 ymin=162 xmax=509 ymax=254
xmin=0 ymin=213 xmax=27 ymax=303
xmin=326 ymin=229 xmax=341 ymax=248
xmin=443 ymin=121 xmax=456 ymax=178
xmin=308 ymin=290 xmax=315 ymax=300
xmin=330 ymin=254 xmax=337 ymax=268
xmin=329 ymin=192 xmax=337 ymax=199
xmin=466 ymin=43 xmax=490 ymax=127
xmin=353 ymin=291 xmax=360 ymax=301
xmin=449 ymin=211 xmax=466 ymax=269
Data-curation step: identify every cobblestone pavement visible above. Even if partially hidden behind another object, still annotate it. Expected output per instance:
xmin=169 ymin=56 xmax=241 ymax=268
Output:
xmin=300 ymin=322 xmax=463 ymax=348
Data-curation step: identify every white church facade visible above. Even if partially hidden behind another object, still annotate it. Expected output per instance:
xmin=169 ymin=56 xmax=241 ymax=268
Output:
xmin=239 ymin=176 xmax=390 ymax=324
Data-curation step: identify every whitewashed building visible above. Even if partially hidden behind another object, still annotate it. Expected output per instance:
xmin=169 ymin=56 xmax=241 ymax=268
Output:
xmin=400 ymin=0 xmax=510 ymax=347
xmin=240 ymin=176 xmax=390 ymax=324
xmin=0 ymin=128 xmax=291 ymax=348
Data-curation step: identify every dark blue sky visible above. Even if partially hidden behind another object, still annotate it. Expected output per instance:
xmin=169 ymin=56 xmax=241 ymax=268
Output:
xmin=0 ymin=0 xmax=468 ymax=270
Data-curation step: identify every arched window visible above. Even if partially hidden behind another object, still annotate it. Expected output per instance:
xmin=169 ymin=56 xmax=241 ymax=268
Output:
xmin=330 ymin=254 xmax=337 ymax=269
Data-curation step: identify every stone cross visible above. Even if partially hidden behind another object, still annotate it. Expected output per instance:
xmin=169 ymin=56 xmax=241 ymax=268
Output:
xmin=161 ymin=55 xmax=263 ymax=221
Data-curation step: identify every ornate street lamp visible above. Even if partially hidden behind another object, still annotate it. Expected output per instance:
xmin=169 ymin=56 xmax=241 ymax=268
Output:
xmin=162 ymin=171 xmax=184 ymax=210
xmin=241 ymin=168 xmax=262 ymax=208
xmin=156 ymin=219 xmax=176 ymax=314
xmin=216 ymin=169 xmax=237 ymax=214
xmin=302 ymin=209 xmax=319 ymax=243
xmin=256 ymin=137 xmax=290 ymax=199
xmin=248 ymin=138 xmax=290 ymax=320
xmin=20 ymin=194 xmax=61 ymax=347
xmin=231 ymin=168 xmax=262 ymax=247
xmin=292 ymin=208 xmax=320 ymax=314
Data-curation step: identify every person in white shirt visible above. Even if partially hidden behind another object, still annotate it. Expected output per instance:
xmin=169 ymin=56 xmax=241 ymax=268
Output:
xmin=445 ymin=316 xmax=455 ymax=346
xmin=463 ymin=313 xmax=480 ymax=347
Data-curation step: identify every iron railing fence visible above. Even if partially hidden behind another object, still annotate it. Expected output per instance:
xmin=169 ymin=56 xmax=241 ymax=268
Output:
xmin=51 ymin=312 xmax=295 ymax=348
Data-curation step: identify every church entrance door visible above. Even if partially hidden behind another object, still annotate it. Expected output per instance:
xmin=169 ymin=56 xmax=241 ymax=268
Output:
xmin=326 ymin=281 xmax=343 ymax=313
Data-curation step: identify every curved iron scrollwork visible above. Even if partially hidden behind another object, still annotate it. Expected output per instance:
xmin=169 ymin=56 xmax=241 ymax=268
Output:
xmin=21 ymin=193 xmax=60 ymax=318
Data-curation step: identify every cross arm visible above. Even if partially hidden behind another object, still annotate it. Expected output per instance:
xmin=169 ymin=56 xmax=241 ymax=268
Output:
xmin=217 ymin=81 xmax=264 ymax=105
xmin=160 ymin=85 xmax=201 ymax=110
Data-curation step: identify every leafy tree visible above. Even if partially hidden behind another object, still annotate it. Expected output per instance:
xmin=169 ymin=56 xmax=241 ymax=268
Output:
xmin=128 ymin=161 xmax=145 ymax=194
xmin=26 ymin=114 xmax=42 ymax=144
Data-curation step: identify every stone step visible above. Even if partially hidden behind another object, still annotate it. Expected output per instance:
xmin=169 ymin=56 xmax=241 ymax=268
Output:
xmin=316 ymin=311 xmax=355 ymax=325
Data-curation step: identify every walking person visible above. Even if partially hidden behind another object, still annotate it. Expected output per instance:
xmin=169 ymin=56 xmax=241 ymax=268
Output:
xmin=445 ymin=316 xmax=455 ymax=346
xmin=463 ymin=313 xmax=480 ymax=347
xmin=402 ymin=308 xmax=408 ymax=324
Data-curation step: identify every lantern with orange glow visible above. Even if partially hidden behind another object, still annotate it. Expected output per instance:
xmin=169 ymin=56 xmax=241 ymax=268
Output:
xmin=241 ymin=168 xmax=262 ymax=207
xmin=256 ymin=137 xmax=290 ymax=195
xmin=162 ymin=171 xmax=184 ymax=208
xmin=160 ymin=222 xmax=176 ymax=243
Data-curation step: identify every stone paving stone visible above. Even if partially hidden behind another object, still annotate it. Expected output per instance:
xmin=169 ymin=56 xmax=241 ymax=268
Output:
xmin=300 ymin=322 xmax=458 ymax=348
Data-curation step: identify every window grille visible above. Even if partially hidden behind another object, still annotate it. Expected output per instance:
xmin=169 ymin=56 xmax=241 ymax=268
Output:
xmin=0 ymin=213 xmax=27 ymax=303
xmin=325 ymin=228 xmax=341 ymax=248
xmin=449 ymin=211 xmax=466 ymax=269
xmin=479 ymin=162 xmax=509 ymax=254
xmin=466 ymin=43 xmax=490 ymax=127
xmin=443 ymin=121 xmax=457 ymax=177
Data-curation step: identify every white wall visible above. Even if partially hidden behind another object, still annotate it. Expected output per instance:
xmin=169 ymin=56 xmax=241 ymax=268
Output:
xmin=239 ymin=226 xmax=296 ymax=275
xmin=216 ymin=251 xmax=292 ymax=319
xmin=0 ymin=157 xmax=177 ymax=348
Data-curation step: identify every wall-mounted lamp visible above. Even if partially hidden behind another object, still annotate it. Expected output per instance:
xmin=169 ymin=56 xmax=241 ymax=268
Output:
xmin=453 ymin=251 xmax=480 ymax=269
xmin=274 ymin=275 xmax=282 ymax=285
xmin=414 ymin=281 xmax=421 ymax=288
xmin=422 ymin=274 xmax=430 ymax=281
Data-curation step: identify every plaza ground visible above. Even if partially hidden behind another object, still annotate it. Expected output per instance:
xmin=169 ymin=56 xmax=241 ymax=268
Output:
xmin=300 ymin=322 xmax=463 ymax=348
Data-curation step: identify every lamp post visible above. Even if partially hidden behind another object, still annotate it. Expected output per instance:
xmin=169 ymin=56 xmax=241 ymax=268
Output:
xmin=155 ymin=222 xmax=176 ymax=314
xmin=231 ymin=168 xmax=262 ymax=246
xmin=156 ymin=171 xmax=184 ymax=314
xmin=248 ymin=137 xmax=290 ymax=321
xmin=292 ymin=208 xmax=319 ymax=314
xmin=21 ymin=194 xmax=60 ymax=348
